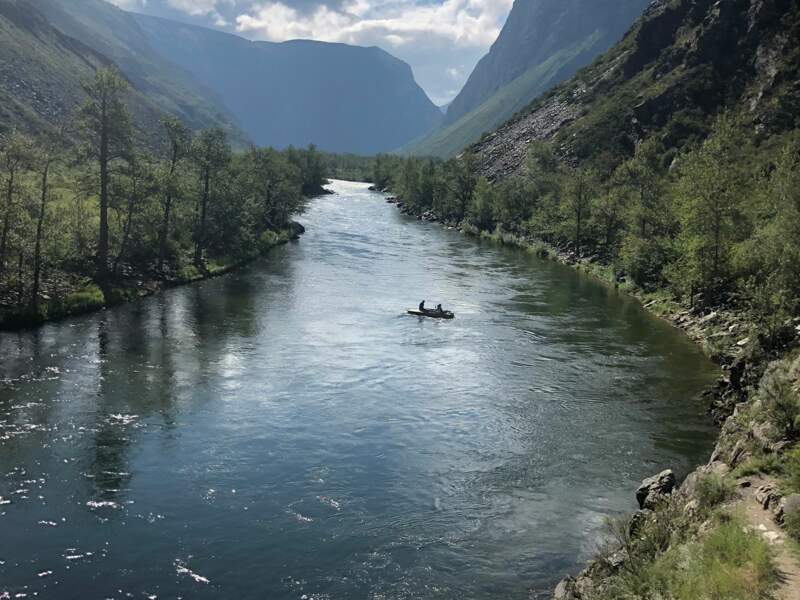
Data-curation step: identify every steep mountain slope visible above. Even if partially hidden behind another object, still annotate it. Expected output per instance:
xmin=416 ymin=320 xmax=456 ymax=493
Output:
xmin=27 ymin=0 xmax=245 ymax=143
xmin=405 ymin=0 xmax=650 ymax=157
xmin=471 ymin=0 xmax=800 ymax=180
xmin=134 ymin=15 xmax=443 ymax=154
xmin=0 ymin=0 xmax=111 ymax=136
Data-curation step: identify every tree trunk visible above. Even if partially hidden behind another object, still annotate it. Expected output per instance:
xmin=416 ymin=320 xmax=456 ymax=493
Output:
xmin=16 ymin=249 xmax=23 ymax=306
xmin=31 ymin=160 xmax=50 ymax=312
xmin=0 ymin=170 xmax=15 ymax=278
xmin=158 ymin=147 xmax=179 ymax=269
xmin=114 ymin=179 xmax=136 ymax=276
xmin=194 ymin=169 xmax=210 ymax=268
xmin=97 ymin=97 xmax=110 ymax=283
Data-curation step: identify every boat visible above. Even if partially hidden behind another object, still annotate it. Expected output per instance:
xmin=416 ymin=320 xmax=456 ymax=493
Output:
xmin=407 ymin=309 xmax=455 ymax=320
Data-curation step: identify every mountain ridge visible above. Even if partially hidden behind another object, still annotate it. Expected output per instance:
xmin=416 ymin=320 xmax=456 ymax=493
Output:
xmin=405 ymin=0 xmax=651 ymax=157
xmin=133 ymin=13 xmax=443 ymax=154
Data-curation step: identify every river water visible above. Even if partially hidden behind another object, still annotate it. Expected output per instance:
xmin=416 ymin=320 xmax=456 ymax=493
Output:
xmin=0 ymin=180 xmax=716 ymax=599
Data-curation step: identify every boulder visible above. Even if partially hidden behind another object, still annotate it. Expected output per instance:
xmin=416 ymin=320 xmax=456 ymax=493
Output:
xmin=755 ymin=483 xmax=780 ymax=510
xmin=636 ymin=469 xmax=676 ymax=509
xmin=749 ymin=421 xmax=781 ymax=449
xmin=553 ymin=576 xmax=579 ymax=600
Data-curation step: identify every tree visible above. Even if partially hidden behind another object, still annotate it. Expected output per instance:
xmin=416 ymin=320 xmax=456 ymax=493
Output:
xmin=450 ymin=153 xmax=478 ymax=220
xmin=31 ymin=126 xmax=66 ymax=312
xmin=112 ymin=154 xmax=158 ymax=275
xmin=191 ymin=128 xmax=230 ymax=267
xmin=564 ymin=167 xmax=599 ymax=256
xmin=592 ymin=186 xmax=627 ymax=254
xmin=78 ymin=67 xmax=133 ymax=283
xmin=467 ymin=177 xmax=496 ymax=231
xmin=620 ymin=138 xmax=666 ymax=238
xmin=158 ymin=116 xmax=189 ymax=269
xmin=672 ymin=115 xmax=750 ymax=300
xmin=246 ymin=147 xmax=303 ymax=229
xmin=0 ymin=131 xmax=33 ymax=278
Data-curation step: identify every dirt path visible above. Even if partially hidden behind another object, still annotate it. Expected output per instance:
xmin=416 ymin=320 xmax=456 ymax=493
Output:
xmin=739 ymin=476 xmax=800 ymax=600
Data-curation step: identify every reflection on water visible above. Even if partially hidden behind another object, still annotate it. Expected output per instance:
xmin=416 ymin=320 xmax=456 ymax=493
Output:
xmin=0 ymin=180 xmax=716 ymax=599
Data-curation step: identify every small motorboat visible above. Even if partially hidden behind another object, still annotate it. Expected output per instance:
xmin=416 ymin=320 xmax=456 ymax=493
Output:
xmin=407 ymin=308 xmax=455 ymax=320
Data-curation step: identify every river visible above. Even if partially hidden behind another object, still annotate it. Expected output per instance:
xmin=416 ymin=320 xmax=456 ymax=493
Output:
xmin=0 ymin=180 xmax=717 ymax=599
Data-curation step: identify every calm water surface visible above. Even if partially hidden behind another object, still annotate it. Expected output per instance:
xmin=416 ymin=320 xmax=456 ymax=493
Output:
xmin=0 ymin=180 xmax=717 ymax=599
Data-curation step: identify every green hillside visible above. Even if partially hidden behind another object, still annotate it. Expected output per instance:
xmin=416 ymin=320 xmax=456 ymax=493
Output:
xmin=402 ymin=34 xmax=601 ymax=157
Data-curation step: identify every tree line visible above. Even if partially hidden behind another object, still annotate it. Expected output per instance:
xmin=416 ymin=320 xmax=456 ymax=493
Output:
xmin=379 ymin=115 xmax=800 ymax=336
xmin=0 ymin=67 xmax=327 ymax=319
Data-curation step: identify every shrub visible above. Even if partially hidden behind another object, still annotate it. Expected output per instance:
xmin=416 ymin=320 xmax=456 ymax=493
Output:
xmin=598 ymin=515 xmax=776 ymax=600
xmin=695 ymin=474 xmax=736 ymax=512
xmin=786 ymin=508 xmax=800 ymax=543
xmin=756 ymin=358 xmax=800 ymax=440
xmin=785 ymin=447 xmax=800 ymax=494
xmin=177 ymin=264 xmax=202 ymax=282
xmin=59 ymin=284 xmax=105 ymax=315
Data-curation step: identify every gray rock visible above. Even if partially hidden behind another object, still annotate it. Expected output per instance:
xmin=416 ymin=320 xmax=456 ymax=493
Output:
xmin=755 ymin=483 xmax=780 ymax=510
xmin=750 ymin=421 xmax=781 ymax=449
xmin=553 ymin=576 xmax=578 ymax=600
xmin=636 ymin=469 xmax=676 ymax=509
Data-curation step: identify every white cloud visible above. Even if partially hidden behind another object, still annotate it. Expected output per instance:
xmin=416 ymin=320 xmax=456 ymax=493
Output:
xmin=232 ymin=0 xmax=512 ymax=102
xmin=166 ymin=0 xmax=220 ymax=16
xmin=107 ymin=0 xmax=514 ymax=103
xmin=107 ymin=0 xmax=147 ymax=8
xmin=235 ymin=0 xmax=512 ymax=49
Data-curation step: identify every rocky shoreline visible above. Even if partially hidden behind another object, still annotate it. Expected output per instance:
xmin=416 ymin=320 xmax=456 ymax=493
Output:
xmin=0 ymin=222 xmax=305 ymax=331
xmin=384 ymin=193 xmax=800 ymax=599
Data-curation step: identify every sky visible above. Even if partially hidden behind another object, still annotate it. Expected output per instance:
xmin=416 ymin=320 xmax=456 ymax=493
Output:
xmin=108 ymin=0 xmax=514 ymax=105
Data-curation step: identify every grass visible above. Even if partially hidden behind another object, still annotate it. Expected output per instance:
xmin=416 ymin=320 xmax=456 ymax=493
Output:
xmin=695 ymin=474 xmax=737 ymax=512
xmin=597 ymin=514 xmax=777 ymax=600
xmin=56 ymin=284 xmax=105 ymax=315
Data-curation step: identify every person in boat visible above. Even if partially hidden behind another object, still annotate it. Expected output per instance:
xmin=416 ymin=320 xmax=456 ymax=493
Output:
xmin=419 ymin=300 xmax=426 ymax=312
xmin=436 ymin=304 xmax=443 ymax=314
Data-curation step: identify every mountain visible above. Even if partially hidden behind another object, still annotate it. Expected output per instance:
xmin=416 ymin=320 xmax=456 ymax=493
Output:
xmin=0 ymin=0 xmax=110 ymax=136
xmin=470 ymin=0 xmax=800 ymax=180
xmin=405 ymin=0 xmax=650 ymax=157
xmin=133 ymin=14 xmax=443 ymax=155
xmin=26 ymin=0 xmax=246 ymax=143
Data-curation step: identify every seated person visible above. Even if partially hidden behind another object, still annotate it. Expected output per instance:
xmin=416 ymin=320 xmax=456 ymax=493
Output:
xmin=419 ymin=300 xmax=426 ymax=311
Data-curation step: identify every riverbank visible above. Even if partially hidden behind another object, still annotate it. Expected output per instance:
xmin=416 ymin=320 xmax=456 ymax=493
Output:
xmin=0 ymin=223 xmax=305 ymax=331
xmin=386 ymin=194 xmax=800 ymax=599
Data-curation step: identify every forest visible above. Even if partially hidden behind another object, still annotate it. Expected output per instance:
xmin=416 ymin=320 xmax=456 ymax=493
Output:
xmin=378 ymin=116 xmax=800 ymax=348
xmin=0 ymin=67 xmax=327 ymax=326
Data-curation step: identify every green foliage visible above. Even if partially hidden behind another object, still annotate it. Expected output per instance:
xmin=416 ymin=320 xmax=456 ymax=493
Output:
xmin=467 ymin=177 xmax=496 ymax=231
xmin=786 ymin=507 xmax=800 ymax=543
xmin=599 ymin=515 xmax=776 ymax=600
xmin=786 ymin=447 xmax=800 ymax=494
xmin=695 ymin=474 xmax=736 ymax=512
xmin=669 ymin=115 xmax=752 ymax=301
xmin=756 ymin=357 xmax=800 ymax=440
xmin=58 ymin=284 xmax=105 ymax=316
xmin=0 ymin=86 xmax=325 ymax=325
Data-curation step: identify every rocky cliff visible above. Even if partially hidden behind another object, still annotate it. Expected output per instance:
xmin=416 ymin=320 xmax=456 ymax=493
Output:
xmin=471 ymin=0 xmax=800 ymax=180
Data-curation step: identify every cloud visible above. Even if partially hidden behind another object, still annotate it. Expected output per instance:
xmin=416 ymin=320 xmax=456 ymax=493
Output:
xmin=235 ymin=0 xmax=511 ymax=49
xmin=106 ymin=0 xmax=513 ymax=104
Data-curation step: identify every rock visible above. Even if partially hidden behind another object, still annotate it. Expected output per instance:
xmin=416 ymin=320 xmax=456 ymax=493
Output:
xmin=684 ymin=498 xmax=700 ymax=517
xmin=749 ymin=421 xmax=780 ymax=449
xmin=636 ymin=469 xmax=676 ymax=509
xmin=553 ymin=576 xmax=579 ymax=600
xmin=755 ymin=483 xmax=780 ymax=510
xmin=628 ymin=508 xmax=652 ymax=536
